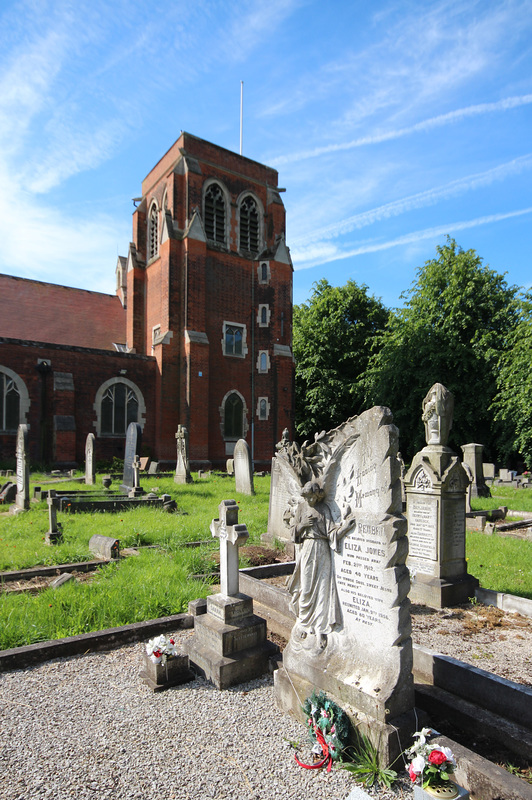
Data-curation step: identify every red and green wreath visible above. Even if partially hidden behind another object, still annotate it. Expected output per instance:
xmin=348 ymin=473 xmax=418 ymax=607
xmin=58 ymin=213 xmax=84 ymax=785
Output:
xmin=296 ymin=690 xmax=350 ymax=772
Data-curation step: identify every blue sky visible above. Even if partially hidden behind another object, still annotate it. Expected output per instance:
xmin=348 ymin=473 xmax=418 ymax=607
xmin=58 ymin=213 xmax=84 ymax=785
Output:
xmin=0 ymin=0 xmax=531 ymax=310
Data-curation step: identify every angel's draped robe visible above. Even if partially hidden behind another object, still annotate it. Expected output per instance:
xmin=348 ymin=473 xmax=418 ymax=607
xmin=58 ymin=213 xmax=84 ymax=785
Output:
xmin=288 ymin=500 xmax=342 ymax=637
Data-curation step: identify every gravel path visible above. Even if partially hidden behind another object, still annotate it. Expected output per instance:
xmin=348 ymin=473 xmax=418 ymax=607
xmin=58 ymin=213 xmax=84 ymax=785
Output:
xmin=0 ymin=629 xmax=415 ymax=800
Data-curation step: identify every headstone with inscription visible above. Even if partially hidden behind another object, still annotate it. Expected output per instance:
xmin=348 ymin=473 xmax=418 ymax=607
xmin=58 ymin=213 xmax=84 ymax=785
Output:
xmin=184 ymin=499 xmax=277 ymax=689
xmin=85 ymin=433 xmax=96 ymax=485
xmin=262 ymin=431 xmax=297 ymax=556
xmin=121 ymin=423 xmax=142 ymax=493
xmin=461 ymin=443 xmax=490 ymax=498
xmin=174 ymin=425 xmax=193 ymax=484
xmin=273 ymin=407 xmax=415 ymax=764
xmin=233 ymin=439 xmax=254 ymax=495
xmin=14 ymin=425 xmax=30 ymax=512
xmin=404 ymin=384 xmax=478 ymax=608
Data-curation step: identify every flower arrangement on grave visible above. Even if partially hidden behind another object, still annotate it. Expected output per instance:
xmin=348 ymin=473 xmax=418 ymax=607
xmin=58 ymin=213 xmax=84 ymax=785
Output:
xmin=297 ymin=690 xmax=350 ymax=772
xmin=145 ymin=634 xmax=178 ymax=666
xmin=408 ymin=728 xmax=457 ymax=796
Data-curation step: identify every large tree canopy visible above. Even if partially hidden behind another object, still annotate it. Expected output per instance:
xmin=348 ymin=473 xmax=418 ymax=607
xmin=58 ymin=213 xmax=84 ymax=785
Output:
xmin=362 ymin=238 xmax=520 ymax=461
xmin=493 ymin=292 xmax=532 ymax=469
xmin=293 ymin=278 xmax=388 ymax=439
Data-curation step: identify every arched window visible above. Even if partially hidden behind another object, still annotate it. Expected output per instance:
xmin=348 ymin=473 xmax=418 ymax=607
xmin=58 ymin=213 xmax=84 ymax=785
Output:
xmin=0 ymin=371 xmax=20 ymax=432
xmin=204 ymin=183 xmax=226 ymax=245
xmin=224 ymin=392 xmax=244 ymax=439
xmin=260 ymin=352 xmax=267 ymax=371
xmin=261 ymin=262 xmax=268 ymax=281
xmin=261 ymin=306 xmax=267 ymax=324
xmin=148 ymin=202 xmax=159 ymax=260
xmin=94 ymin=378 xmax=145 ymax=436
xmin=239 ymin=196 xmax=260 ymax=253
xmin=259 ymin=399 xmax=267 ymax=419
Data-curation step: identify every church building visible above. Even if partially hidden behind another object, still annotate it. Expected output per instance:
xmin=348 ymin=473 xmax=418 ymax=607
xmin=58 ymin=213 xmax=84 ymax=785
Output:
xmin=0 ymin=133 xmax=294 ymax=470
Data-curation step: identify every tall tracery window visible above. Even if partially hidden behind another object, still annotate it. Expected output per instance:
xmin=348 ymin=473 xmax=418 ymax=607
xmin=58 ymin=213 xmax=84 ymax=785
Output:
xmin=148 ymin=202 xmax=159 ymax=260
xmin=204 ymin=183 xmax=226 ymax=245
xmin=239 ymin=196 xmax=260 ymax=253
xmin=101 ymin=383 xmax=139 ymax=435
xmin=0 ymin=371 xmax=20 ymax=432
xmin=224 ymin=392 xmax=244 ymax=439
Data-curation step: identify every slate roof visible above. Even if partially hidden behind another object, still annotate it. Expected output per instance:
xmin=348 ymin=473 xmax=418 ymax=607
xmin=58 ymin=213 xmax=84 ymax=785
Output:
xmin=0 ymin=274 xmax=127 ymax=351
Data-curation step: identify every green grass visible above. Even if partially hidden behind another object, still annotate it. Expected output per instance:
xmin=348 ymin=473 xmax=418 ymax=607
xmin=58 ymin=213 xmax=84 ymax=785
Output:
xmin=0 ymin=473 xmax=270 ymax=649
xmin=471 ymin=485 xmax=532 ymax=513
xmin=466 ymin=530 xmax=532 ymax=600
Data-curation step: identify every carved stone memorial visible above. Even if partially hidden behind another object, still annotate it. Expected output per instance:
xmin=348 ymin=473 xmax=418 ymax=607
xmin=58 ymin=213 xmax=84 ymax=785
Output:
xmin=273 ymin=407 xmax=415 ymax=764
xmin=233 ymin=439 xmax=254 ymax=495
xmin=14 ymin=424 xmax=30 ymax=512
xmin=263 ymin=429 xmax=296 ymax=556
xmin=174 ymin=425 xmax=193 ymax=484
xmin=85 ymin=433 xmax=96 ymax=485
xmin=121 ymin=423 xmax=142 ymax=493
xmin=461 ymin=443 xmax=490 ymax=498
xmin=184 ymin=499 xmax=277 ymax=688
xmin=404 ymin=384 xmax=478 ymax=608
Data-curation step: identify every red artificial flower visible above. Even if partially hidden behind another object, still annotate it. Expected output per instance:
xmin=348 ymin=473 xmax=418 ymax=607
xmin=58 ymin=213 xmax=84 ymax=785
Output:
xmin=428 ymin=749 xmax=447 ymax=766
xmin=408 ymin=763 xmax=418 ymax=782
xmin=170 ymin=639 xmax=175 ymax=645
xmin=153 ymin=650 xmax=162 ymax=658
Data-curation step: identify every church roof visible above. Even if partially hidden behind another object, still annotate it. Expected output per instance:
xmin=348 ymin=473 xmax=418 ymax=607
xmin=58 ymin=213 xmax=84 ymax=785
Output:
xmin=0 ymin=274 xmax=127 ymax=351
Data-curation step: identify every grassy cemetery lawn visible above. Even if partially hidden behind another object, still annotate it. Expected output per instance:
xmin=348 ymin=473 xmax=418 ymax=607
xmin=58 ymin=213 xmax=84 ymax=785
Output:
xmin=0 ymin=473 xmax=271 ymax=650
xmin=468 ymin=485 xmax=532 ymax=600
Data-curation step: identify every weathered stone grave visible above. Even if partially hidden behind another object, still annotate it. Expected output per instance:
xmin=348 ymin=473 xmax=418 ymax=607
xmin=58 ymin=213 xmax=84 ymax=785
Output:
xmin=46 ymin=492 xmax=63 ymax=544
xmin=461 ymin=443 xmax=490 ymax=499
xmin=483 ymin=462 xmax=496 ymax=481
xmin=89 ymin=534 xmax=120 ymax=560
xmin=0 ymin=482 xmax=17 ymax=504
xmin=121 ymin=422 xmax=143 ymax=493
xmin=14 ymin=424 xmax=30 ymax=512
xmin=273 ymin=407 xmax=415 ymax=763
xmin=405 ymin=384 xmax=478 ymax=607
xmin=233 ymin=439 xmax=254 ymax=495
xmin=226 ymin=458 xmax=234 ymax=476
xmin=184 ymin=499 xmax=277 ymax=688
xmin=263 ymin=430 xmax=296 ymax=557
xmin=174 ymin=425 xmax=193 ymax=484
xmin=85 ymin=433 xmax=96 ymax=485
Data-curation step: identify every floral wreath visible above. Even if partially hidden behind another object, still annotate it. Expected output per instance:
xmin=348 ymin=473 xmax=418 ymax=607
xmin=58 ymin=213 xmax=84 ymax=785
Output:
xmin=297 ymin=690 xmax=350 ymax=772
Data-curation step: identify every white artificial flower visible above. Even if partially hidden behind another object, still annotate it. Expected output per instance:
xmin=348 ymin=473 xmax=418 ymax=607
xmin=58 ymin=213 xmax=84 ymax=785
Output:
xmin=440 ymin=746 xmax=456 ymax=765
xmin=411 ymin=755 xmax=426 ymax=774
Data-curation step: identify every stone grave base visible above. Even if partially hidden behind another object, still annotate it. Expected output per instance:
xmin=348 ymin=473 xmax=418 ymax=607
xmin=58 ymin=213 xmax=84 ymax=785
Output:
xmin=409 ymin=572 xmax=479 ymax=608
xmin=184 ymin=592 xmax=278 ymax=689
xmin=274 ymin=665 xmax=423 ymax=766
xmin=139 ymin=651 xmax=194 ymax=692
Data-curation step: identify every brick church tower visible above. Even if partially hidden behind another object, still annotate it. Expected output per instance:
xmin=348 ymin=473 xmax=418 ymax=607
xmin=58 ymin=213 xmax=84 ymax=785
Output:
xmin=117 ymin=133 xmax=294 ymax=469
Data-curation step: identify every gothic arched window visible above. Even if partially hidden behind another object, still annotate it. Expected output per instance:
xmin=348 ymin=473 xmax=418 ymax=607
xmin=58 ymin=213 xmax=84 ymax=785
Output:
xmin=239 ymin=196 xmax=260 ymax=253
xmin=99 ymin=382 xmax=140 ymax=435
xmin=204 ymin=183 xmax=226 ymax=245
xmin=224 ymin=392 xmax=244 ymax=439
xmin=0 ymin=370 xmax=21 ymax=432
xmin=148 ymin=202 xmax=159 ymax=260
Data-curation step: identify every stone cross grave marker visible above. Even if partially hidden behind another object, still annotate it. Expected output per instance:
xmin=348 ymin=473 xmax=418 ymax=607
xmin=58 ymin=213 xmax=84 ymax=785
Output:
xmin=175 ymin=424 xmax=193 ymax=484
xmin=129 ymin=454 xmax=144 ymax=497
xmin=15 ymin=424 xmax=30 ymax=511
xmin=46 ymin=492 xmax=63 ymax=544
xmin=209 ymin=499 xmax=249 ymax=597
xmin=233 ymin=439 xmax=254 ymax=495
xmin=85 ymin=433 xmax=96 ymax=485
xmin=121 ymin=423 xmax=142 ymax=492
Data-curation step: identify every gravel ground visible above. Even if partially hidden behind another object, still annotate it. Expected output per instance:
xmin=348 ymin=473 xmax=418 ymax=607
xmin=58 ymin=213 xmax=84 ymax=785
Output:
xmin=0 ymin=629 xmax=415 ymax=800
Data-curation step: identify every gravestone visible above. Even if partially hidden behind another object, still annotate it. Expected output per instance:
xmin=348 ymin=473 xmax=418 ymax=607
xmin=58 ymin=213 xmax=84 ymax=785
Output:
xmin=483 ymin=462 xmax=496 ymax=480
xmin=148 ymin=461 xmax=159 ymax=475
xmin=46 ymin=492 xmax=63 ymax=544
xmin=14 ymin=424 xmax=30 ymax=512
xmin=0 ymin=482 xmax=17 ymax=504
xmin=121 ymin=423 xmax=142 ymax=492
xmin=461 ymin=443 xmax=490 ymax=498
xmin=263 ymin=431 xmax=297 ymax=556
xmin=404 ymin=384 xmax=478 ymax=608
xmin=233 ymin=439 xmax=254 ymax=495
xmin=184 ymin=499 xmax=277 ymax=689
xmin=89 ymin=534 xmax=120 ymax=560
xmin=226 ymin=459 xmax=234 ymax=476
xmin=174 ymin=425 xmax=193 ymax=484
xmin=85 ymin=433 xmax=96 ymax=485
xmin=273 ymin=407 xmax=415 ymax=764
xmin=128 ymin=455 xmax=144 ymax=497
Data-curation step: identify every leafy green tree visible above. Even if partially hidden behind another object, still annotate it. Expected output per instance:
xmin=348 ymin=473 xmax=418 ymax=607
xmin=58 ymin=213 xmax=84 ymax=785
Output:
xmin=363 ymin=238 xmax=519 ymax=461
xmin=293 ymin=278 xmax=388 ymax=439
xmin=493 ymin=292 xmax=532 ymax=468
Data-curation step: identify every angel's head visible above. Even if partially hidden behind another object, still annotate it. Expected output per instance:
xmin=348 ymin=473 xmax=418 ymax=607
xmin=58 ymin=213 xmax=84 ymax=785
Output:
xmin=301 ymin=480 xmax=325 ymax=505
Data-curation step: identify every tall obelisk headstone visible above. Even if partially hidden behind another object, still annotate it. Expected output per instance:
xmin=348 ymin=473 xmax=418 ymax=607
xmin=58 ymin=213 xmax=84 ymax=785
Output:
xmin=85 ymin=433 xmax=96 ymax=485
xmin=14 ymin=424 xmax=30 ymax=512
xmin=274 ymin=407 xmax=415 ymax=764
xmin=184 ymin=499 xmax=277 ymax=688
xmin=174 ymin=425 xmax=193 ymax=484
xmin=405 ymin=384 xmax=478 ymax=608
